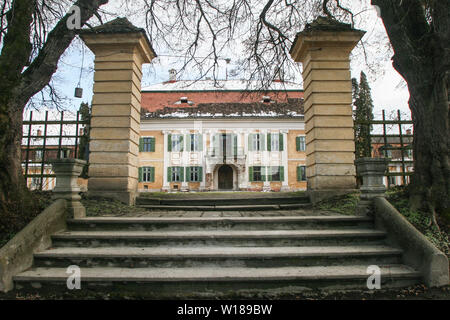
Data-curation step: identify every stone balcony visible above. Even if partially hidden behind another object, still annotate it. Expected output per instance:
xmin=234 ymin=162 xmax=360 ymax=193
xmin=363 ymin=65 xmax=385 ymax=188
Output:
xmin=205 ymin=147 xmax=246 ymax=166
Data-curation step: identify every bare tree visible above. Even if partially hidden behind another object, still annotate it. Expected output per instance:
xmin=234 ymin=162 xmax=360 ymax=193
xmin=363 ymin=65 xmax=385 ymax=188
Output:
xmin=0 ymin=0 xmax=109 ymax=219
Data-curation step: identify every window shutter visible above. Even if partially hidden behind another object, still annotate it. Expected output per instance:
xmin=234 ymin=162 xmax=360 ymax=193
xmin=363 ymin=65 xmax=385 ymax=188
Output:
xmin=280 ymin=166 xmax=284 ymax=182
xmin=279 ymin=133 xmax=284 ymax=151
xmin=249 ymin=166 xmax=254 ymax=182
xmin=198 ymin=134 xmax=203 ymax=152
xmin=186 ymin=167 xmax=191 ymax=182
xmin=186 ymin=134 xmax=191 ymax=152
xmin=297 ymin=166 xmax=301 ymax=181
xmin=267 ymin=166 xmax=272 ymax=181
xmin=150 ymin=167 xmax=155 ymax=182
xmin=168 ymin=134 xmax=172 ymax=152
xmin=179 ymin=135 xmax=184 ymax=152
xmin=267 ymin=133 xmax=271 ymax=151
xmin=150 ymin=137 xmax=155 ymax=152
xmin=180 ymin=167 xmax=185 ymax=182
xmin=167 ymin=167 xmax=172 ymax=182
xmin=260 ymin=134 xmax=266 ymax=151
xmin=296 ymin=136 xmax=300 ymax=151
xmin=248 ymin=134 xmax=253 ymax=151
xmin=139 ymin=138 xmax=144 ymax=152
xmin=198 ymin=166 xmax=203 ymax=182
xmin=138 ymin=167 xmax=143 ymax=182
xmin=233 ymin=134 xmax=238 ymax=156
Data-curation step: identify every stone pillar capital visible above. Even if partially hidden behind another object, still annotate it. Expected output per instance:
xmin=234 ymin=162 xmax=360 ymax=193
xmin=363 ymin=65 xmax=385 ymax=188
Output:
xmin=290 ymin=18 xmax=365 ymax=63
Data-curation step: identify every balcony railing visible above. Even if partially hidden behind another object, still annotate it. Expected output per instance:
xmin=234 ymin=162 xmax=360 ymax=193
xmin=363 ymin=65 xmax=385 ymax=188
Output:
xmin=206 ymin=147 xmax=246 ymax=159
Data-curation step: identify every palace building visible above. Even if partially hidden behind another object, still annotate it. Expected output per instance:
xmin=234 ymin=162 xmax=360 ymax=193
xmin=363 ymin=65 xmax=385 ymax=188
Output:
xmin=137 ymin=74 xmax=307 ymax=192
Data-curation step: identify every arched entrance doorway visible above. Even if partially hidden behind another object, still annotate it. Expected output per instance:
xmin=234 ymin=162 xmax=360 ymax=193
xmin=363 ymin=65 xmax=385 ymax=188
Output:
xmin=218 ymin=165 xmax=233 ymax=190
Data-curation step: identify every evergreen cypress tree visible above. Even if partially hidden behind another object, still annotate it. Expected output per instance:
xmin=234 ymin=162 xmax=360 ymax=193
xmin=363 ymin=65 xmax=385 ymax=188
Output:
xmin=353 ymin=72 xmax=374 ymax=158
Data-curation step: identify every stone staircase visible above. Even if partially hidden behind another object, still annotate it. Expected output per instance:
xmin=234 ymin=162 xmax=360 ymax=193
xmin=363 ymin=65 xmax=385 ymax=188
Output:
xmin=13 ymin=196 xmax=421 ymax=296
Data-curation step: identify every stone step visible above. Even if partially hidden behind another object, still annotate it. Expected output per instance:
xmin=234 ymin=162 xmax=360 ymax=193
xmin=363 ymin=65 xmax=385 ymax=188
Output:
xmin=51 ymin=229 xmax=387 ymax=247
xmin=137 ymin=203 xmax=312 ymax=211
xmin=66 ymin=216 xmax=374 ymax=231
xmin=14 ymin=265 xmax=421 ymax=295
xmin=34 ymin=245 xmax=403 ymax=268
xmin=136 ymin=195 xmax=310 ymax=206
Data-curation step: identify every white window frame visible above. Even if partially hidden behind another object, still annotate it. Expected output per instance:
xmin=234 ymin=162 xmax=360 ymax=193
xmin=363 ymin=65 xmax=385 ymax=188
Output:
xmin=298 ymin=136 xmax=306 ymax=152
xmin=252 ymin=134 xmax=261 ymax=151
xmin=172 ymin=134 xmax=183 ymax=152
xmin=142 ymin=137 xmax=154 ymax=152
xmin=190 ymin=166 xmax=200 ymax=182
xmin=190 ymin=134 xmax=199 ymax=152
xmin=271 ymin=133 xmax=280 ymax=151
xmin=142 ymin=167 xmax=153 ymax=182
xmin=171 ymin=167 xmax=183 ymax=182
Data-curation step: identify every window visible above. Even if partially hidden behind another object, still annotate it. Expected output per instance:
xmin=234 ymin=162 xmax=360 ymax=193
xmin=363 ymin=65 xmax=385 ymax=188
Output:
xmin=140 ymin=137 xmax=155 ymax=152
xmin=382 ymin=144 xmax=393 ymax=158
xmin=168 ymin=134 xmax=184 ymax=152
xmin=186 ymin=166 xmax=203 ymax=182
xmin=31 ymin=177 xmax=41 ymax=189
xmin=388 ymin=175 xmax=396 ymax=186
xmin=188 ymin=134 xmax=202 ymax=152
xmin=249 ymin=166 xmax=265 ymax=182
xmin=268 ymin=133 xmax=283 ymax=152
xmin=35 ymin=149 xmax=43 ymax=161
xmin=59 ymin=149 xmax=70 ymax=159
xmin=297 ymin=166 xmax=306 ymax=181
xmin=296 ymin=136 xmax=306 ymax=152
xmin=268 ymin=166 xmax=284 ymax=182
xmin=168 ymin=167 xmax=184 ymax=182
xmin=405 ymin=146 xmax=413 ymax=159
xmin=139 ymin=167 xmax=155 ymax=183
xmin=252 ymin=134 xmax=261 ymax=151
xmin=249 ymin=133 xmax=265 ymax=151
xmin=262 ymin=96 xmax=271 ymax=103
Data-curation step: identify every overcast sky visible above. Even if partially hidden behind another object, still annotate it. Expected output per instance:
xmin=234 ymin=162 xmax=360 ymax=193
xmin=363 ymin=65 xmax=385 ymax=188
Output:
xmin=25 ymin=1 xmax=411 ymax=125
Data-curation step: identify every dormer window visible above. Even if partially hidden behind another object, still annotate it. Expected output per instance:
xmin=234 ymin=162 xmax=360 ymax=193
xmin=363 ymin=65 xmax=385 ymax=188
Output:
xmin=180 ymin=97 xmax=188 ymax=103
xmin=262 ymin=96 xmax=271 ymax=103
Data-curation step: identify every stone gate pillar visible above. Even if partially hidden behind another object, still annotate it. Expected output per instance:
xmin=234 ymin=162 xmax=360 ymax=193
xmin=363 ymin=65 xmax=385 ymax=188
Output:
xmin=290 ymin=17 xmax=364 ymax=195
xmin=81 ymin=18 xmax=156 ymax=205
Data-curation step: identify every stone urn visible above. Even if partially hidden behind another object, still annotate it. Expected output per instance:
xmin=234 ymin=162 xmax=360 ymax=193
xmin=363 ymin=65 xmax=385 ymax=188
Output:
xmin=51 ymin=159 xmax=87 ymax=219
xmin=354 ymin=157 xmax=390 ymax=214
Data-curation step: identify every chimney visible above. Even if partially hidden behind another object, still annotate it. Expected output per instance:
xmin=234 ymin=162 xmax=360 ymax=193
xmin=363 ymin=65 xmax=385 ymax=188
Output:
xmin=169 ymin=69 xmax=177 ymax=82
xmin=406 ymin=129 xmax=412 ymax=135
xmin=37 ymin=129 xmax=42 ymax=136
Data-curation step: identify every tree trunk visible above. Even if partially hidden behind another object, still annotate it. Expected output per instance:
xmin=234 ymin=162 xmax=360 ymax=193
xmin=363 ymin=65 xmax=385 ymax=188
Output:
xmin=408 ymin=73 xmax=450 ymax=223
xmin=372 ymin=0 xmax=450 ymax=224
xmin=0 ymin=99 xmax=35 ymax=216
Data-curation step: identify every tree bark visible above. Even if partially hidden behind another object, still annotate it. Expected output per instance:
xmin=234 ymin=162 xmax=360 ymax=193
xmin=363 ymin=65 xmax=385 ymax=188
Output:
xmin=372 ymin=0 xmax=450 ymax=224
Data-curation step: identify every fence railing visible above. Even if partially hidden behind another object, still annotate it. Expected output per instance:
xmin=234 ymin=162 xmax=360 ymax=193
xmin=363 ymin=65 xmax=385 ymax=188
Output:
xmin=355 ymin=109 xmax=414 ymax=186
xmin=22 ymin=110 xmax=88 ymax=190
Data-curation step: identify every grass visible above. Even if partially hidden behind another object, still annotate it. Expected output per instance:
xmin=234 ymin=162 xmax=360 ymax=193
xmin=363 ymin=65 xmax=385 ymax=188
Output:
xmin=386 ymin=186 xmax=450 ymax=258
xmin=314 ymin=192 xmax=360 ymax=215
xmin=0 ymin=191 xmax=52 ymax=248
xmin=81 ymin=195 xmax=145 ymax=217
